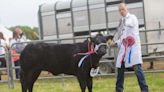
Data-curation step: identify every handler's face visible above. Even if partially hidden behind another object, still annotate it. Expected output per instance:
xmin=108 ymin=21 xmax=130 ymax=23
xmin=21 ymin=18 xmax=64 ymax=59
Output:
xmin=119 ymin=3 xmax=128 ymax=17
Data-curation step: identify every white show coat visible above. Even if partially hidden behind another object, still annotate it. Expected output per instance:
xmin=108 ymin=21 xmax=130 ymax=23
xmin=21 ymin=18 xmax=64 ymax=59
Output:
xmin=115 ymin=13 xmax=142 ymax=68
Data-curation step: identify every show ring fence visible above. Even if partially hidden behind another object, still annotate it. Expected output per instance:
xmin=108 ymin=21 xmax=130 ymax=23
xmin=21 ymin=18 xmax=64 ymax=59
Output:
xmin=0 ymin=28 xmax=164 ymax=88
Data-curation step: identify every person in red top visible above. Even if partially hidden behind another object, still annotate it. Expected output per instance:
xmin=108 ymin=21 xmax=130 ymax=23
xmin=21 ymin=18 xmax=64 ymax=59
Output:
xmin=10 ymin=28 xmax=26 ymax=79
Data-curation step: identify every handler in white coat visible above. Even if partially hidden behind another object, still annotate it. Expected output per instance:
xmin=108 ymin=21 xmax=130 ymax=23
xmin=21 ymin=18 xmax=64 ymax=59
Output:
xmin=111 ymin=3 xmax=149 ymax=92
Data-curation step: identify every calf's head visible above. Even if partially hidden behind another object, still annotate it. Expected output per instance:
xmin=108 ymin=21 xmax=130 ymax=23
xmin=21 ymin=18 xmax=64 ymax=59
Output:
xmin=88 ymin=34 xmax=113 ymax=77
xmin=90 ymin=34 xmax=113 ymax=55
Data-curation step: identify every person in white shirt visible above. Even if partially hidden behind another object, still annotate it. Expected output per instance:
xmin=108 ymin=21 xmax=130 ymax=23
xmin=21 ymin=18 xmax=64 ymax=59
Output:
xmin=0 ymin=32 xmax=7 ymax=80
xmin=0 ymin=32 xmax=7 ymax=57
xmin=111 ymin=3 xmax=149 ymax=92
xmin=10 ymin=28 xmax=26 ymax=79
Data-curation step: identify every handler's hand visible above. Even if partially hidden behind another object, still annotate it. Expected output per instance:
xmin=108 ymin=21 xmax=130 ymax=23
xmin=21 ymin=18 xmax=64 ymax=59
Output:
xmin=110 ymin=42 xmax=117 ymax=47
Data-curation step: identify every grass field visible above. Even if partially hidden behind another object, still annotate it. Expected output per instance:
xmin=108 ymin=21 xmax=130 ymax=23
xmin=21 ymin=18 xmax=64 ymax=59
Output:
xmin=0 ymin=73 xmax=164 ymax=92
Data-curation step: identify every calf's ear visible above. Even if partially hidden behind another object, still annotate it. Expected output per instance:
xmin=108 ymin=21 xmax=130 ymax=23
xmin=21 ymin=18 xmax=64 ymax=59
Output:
xmin=105 ymin=35 xmax=114 ymax=44
xmin=87 ymin=37 xmax=94 ymax=43
xmin=87 ymin=37 xmax=92 ymax=42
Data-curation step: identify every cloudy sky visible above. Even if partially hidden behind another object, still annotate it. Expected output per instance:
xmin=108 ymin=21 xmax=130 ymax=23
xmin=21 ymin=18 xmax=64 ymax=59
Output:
xmin=0 ymin=0 xmax=57 ymax=27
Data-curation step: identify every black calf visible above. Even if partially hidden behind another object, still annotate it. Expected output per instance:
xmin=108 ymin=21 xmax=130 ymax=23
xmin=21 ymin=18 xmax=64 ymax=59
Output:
xmin=20 ymin=34 xmax=112 ymax=92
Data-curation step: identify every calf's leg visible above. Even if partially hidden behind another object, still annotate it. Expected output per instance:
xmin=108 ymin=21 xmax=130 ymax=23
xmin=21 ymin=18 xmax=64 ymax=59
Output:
xmin=28 ymin=70 xmax=41 ymax=92
xmin=20 ymin=70 xmax=41 ymax=92
xmin=20 ymin=70 xmax=28 ymax=92
xmin=87 ymin=77 xmax=93 ymax=92
xmin=77 ymin=76 xmax=87 ymax=92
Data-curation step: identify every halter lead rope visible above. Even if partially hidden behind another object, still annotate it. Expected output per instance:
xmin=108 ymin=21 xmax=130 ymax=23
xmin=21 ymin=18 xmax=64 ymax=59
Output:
xmin=78 ymin=42 xmax=94 ymax=68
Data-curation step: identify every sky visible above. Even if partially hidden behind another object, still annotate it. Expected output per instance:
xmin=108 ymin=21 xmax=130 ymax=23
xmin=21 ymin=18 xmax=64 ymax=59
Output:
xmin=0 ymin=0 xmax=57 ymax=27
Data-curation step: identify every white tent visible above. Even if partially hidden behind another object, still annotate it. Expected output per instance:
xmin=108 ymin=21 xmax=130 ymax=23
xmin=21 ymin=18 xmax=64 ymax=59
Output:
xmin=0 ymin=25 xmax=12 ymax=45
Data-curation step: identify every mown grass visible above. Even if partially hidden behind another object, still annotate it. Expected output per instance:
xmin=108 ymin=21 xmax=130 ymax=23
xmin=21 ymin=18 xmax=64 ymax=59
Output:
xmin=0 ymin=73 xmax=164 ymax=92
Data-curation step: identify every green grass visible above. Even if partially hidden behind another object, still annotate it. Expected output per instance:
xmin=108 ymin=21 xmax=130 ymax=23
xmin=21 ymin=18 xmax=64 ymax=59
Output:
xmin=0 ymin=73 xmax=164 ymax=92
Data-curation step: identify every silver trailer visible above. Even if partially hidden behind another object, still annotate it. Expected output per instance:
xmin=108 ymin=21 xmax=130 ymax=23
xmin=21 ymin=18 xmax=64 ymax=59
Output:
xmin=38 ymin=0 xmax=164 ymax=73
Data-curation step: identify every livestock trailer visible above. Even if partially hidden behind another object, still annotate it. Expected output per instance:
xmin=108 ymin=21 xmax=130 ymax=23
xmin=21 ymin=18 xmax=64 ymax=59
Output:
xmin=38 ymin=0 xmax=164 ymax=73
